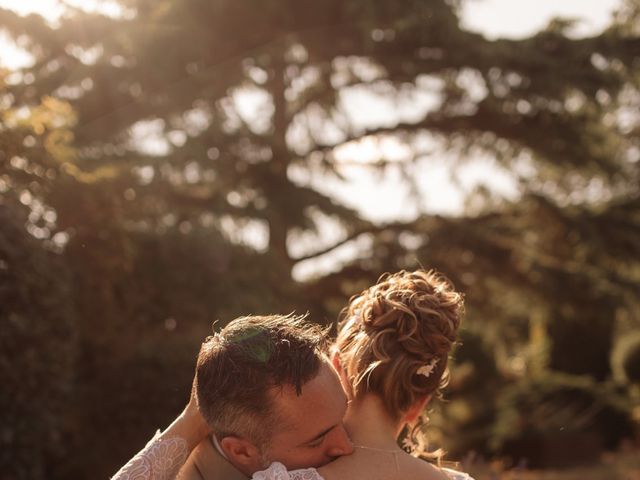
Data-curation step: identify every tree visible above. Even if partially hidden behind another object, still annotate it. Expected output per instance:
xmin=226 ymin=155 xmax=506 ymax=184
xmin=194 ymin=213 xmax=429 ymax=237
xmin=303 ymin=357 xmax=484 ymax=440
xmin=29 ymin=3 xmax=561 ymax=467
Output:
xmin=2 ymin=0 xmax=640 ymax=475
xmin=0 ymin=204 xmax=77 ymax=480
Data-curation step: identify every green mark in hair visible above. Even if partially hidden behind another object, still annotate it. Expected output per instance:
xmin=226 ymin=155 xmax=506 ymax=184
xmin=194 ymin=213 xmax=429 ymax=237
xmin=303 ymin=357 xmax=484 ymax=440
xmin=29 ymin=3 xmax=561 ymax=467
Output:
xmin=226 ymin=326 xmax=274 ymax=363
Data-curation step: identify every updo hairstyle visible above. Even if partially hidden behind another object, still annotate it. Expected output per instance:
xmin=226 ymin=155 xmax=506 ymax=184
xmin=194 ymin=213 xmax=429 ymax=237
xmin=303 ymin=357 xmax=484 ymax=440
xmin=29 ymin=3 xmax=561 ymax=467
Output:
xmin=335 ymin=269 xmax=464 ymax=421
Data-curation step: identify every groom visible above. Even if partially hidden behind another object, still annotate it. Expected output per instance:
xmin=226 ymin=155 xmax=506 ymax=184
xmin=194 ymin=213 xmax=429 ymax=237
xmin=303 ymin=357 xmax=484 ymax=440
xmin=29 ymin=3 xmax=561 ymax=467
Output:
xmin=177 ymin=314 xmax=353 ymax=479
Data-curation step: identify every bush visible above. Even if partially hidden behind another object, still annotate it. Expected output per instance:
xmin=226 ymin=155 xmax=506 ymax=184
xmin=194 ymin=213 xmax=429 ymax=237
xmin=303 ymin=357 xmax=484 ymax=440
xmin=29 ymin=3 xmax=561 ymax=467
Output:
xmin=0 ymin=206 xmax=77 ymax=479
xmin=491 ymin=372 xmax=634 ymax=468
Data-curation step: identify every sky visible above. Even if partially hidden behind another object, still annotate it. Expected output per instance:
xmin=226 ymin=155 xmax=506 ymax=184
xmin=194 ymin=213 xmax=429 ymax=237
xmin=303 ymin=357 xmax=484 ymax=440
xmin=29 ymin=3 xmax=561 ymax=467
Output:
xmin=0 ymin=0 xmax=624 ymax=68
xmin=0 ymin=0 xmax=625 ymax=278
xmin=461 ymin=0 xmax=621 ymax=39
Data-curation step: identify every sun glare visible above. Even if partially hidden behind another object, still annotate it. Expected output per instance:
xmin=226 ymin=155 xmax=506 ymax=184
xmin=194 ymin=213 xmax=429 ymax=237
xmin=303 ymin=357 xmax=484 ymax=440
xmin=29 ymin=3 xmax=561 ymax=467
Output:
xmin=0 ymin=0 xmax=64 ymax=19
xmin=0 ymin=0 xmax=126 ymax=21
xmin=0 ymin=0 xmax=131 ymax=68
xmin=461 ymin=0 xmax=622 ymax=39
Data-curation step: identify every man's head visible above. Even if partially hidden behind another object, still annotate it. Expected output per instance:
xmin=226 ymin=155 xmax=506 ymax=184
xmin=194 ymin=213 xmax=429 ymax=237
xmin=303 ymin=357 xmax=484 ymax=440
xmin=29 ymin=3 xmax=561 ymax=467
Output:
xmin=196 ymin=314 xmax=353 ymax=474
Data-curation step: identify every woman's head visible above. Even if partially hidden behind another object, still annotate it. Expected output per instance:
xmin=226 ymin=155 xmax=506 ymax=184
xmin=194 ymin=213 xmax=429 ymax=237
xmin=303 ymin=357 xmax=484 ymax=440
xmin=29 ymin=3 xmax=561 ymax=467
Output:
xmin=335 ymin=269 xmax=464 ymax=422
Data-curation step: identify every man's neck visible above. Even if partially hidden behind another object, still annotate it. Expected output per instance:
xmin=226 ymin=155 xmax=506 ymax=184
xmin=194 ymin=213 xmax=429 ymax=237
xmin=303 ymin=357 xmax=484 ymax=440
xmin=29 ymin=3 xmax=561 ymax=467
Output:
xmin=211 ymin=434 xmax=229 ymax=460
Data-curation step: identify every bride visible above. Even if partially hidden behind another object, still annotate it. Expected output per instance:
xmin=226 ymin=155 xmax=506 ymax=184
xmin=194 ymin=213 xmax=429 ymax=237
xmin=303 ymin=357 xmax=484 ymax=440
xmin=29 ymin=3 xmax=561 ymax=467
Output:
xmin=113 ymin=269 xmax=473 ymax=480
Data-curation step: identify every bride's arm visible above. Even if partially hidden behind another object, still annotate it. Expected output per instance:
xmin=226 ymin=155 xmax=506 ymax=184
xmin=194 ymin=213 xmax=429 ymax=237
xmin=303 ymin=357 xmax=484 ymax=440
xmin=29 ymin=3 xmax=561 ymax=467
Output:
xmin=111 ymin=374 xmax=211 ymax=480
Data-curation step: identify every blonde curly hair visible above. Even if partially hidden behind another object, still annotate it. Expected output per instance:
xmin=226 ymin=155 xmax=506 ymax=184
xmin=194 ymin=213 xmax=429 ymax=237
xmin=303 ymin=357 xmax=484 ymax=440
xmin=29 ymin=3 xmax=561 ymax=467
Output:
xmin=335 ymin=269 xmax=464 ymax=422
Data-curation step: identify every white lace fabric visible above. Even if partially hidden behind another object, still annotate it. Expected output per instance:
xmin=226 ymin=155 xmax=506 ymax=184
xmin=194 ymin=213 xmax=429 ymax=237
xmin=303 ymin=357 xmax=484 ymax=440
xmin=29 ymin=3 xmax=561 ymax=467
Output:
xmin=252 ymin=462 xmax=325 ymax=480
xmin=251 ymin=462 xmax=473 ymax=480
xmin=443 ymin=467 xmax=474 ymax=480
xmin=109 ymin=435 xmax=473 ymax=480
xmin=111 ymin=434 xmax=189 ymax=480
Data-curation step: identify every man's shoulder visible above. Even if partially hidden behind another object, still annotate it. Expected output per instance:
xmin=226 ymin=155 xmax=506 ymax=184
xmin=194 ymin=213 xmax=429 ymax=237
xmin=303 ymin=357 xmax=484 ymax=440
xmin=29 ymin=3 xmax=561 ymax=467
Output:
xmin=177 ymin=436 xmax=249 ymax=480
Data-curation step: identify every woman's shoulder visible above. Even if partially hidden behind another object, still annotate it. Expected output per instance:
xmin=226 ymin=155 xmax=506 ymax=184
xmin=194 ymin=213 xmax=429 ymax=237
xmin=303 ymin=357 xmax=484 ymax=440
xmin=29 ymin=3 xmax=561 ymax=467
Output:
xmin=317 ymin=450 xmax=462 ymax=480
xmin=251 ymin=462 xmax=325 ymax=480
xmin=403 ymin=458 xmax=475 ymax=480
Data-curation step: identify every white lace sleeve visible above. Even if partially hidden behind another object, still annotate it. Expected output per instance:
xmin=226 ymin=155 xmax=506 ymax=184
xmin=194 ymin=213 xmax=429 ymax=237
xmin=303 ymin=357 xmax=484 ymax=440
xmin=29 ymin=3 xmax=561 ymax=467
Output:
xmin=442 ymin=467 xmax=475 ymax=480
xmin=251 ymin=462 xmax=324 ymax=480
xmin=111 ymin=432 xmax=189 ymax=480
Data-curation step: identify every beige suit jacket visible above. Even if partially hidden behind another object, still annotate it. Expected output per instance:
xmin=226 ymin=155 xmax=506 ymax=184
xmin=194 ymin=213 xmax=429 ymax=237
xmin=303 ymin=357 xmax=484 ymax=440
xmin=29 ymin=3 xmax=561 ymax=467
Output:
xmin=177 ymin=436 xmax=249 ymax=480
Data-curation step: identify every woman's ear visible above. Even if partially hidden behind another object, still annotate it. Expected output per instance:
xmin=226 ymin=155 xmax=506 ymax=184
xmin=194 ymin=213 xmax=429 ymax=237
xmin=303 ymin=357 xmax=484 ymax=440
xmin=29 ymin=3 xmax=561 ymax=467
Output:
xmin=331 ymin=349 xmax=342 ymax=373
xmin=403 ymin=395 xmax=432 ymax=424
xmin=331 ymin=351 xmax=354 ymax=400
xmin=219 ymin=436 xmax=262 ymax=474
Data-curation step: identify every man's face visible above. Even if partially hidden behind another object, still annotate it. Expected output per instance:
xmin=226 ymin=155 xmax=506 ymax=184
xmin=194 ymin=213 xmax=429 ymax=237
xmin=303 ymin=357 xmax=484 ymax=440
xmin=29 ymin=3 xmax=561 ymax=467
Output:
xmin=263 ymin=361 xmax=354 ymax=470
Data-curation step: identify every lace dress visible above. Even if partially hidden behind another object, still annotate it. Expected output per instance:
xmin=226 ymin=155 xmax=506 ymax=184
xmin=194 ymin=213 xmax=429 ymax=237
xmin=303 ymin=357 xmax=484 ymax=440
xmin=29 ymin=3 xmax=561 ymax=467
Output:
xmin=111 ymin=436 xmax=474 ymax=480
xmin=442 ymin=467 xmax=474 ymax=480
xmin=252 ymin=462 xmax=474 ymax=480
xmin=253 ymin=463 xmax=321 ymax=480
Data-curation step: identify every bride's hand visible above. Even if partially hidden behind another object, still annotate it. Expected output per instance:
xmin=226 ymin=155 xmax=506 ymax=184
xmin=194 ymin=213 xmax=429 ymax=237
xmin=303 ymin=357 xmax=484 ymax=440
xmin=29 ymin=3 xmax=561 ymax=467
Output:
xmin=180 ymin=368 xmax=211 ymax=441
xmin=110 ymin=358 xmax=212 ymax=480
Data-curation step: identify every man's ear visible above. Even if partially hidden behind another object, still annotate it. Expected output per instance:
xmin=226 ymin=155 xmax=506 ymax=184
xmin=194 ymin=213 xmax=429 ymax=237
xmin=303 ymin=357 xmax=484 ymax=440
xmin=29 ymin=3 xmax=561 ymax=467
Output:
xmin=219 ymin=436 xmax=262 ymax=474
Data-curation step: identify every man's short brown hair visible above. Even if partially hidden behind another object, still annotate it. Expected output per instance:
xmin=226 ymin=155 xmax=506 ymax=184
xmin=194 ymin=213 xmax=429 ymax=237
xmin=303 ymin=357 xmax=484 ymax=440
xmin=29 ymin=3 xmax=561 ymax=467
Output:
xmin=196 ymin=314 xmax=329 ymax=448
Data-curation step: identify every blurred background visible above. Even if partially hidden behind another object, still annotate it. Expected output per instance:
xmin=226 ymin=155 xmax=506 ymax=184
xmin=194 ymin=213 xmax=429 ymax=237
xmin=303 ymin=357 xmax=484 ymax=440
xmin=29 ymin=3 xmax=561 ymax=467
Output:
xmin=1 ymin=0 xmax=639 ymax=478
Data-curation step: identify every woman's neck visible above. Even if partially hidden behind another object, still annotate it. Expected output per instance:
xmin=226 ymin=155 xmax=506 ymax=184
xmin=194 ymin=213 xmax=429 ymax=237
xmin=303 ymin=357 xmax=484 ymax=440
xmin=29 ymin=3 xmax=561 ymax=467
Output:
xmin=344 ymin=394 xmax=404 ymax=450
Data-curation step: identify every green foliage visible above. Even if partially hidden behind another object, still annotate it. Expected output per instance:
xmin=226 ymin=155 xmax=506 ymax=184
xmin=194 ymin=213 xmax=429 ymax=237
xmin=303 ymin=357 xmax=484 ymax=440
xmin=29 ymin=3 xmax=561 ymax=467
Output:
xmin=0 ymin=206 xmax=77 ymax=480
xmin=429 ymin=328 xmax=504 ymax=458
xmin=491 ymin=372 xmax=633 ymax=467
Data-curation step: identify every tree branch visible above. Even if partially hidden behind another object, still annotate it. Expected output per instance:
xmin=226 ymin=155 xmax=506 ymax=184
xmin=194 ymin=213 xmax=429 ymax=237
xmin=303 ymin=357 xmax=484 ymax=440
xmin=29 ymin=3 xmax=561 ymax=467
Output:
xmin=292 ymin=218 xmax=441 ymax=263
